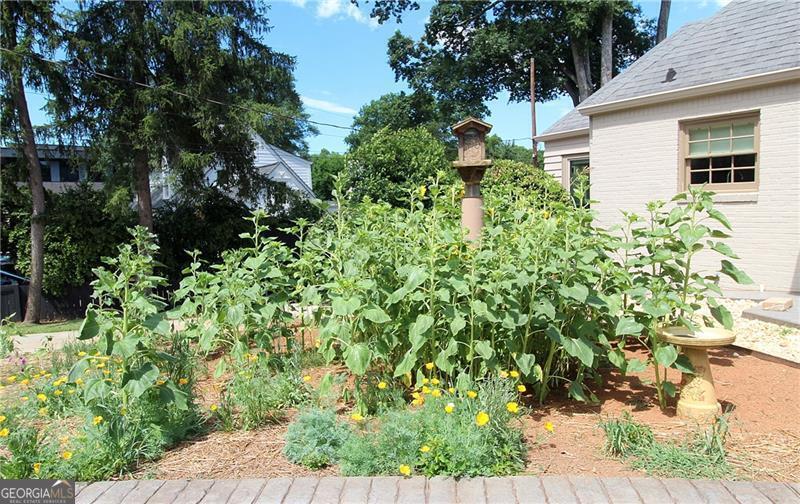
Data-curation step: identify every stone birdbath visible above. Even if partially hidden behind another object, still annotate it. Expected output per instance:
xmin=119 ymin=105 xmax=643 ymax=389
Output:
xmin=658 ymin=326 xmax=735 ymax=422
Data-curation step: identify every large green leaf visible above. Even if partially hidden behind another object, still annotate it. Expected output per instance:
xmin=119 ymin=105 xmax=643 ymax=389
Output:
xmin=142 ymin=313 xmax=171 ymax=335
xmin=710 ymin=304 xmax=734 ymax=330
xmin=435 ymin=338 xmax=459 ymax=373
xmin=514 ymin=353 xmax=536 ymax=378
xmin=545 ymin=325 xmax=562 ymax=344
xmin=720 ymin=260 xmax=753 ymax=285
xmin=68 ymin=358 xmax=90 ymax=383
xmin=393 ymin=349 xmax=417 ymax=377
xmin=332 ymin=297 xmax=362 ymax=316
xmin=159 ymin=382 xmax=189 ymax=410
xmin=626 ymin=358 xmax=647 ymax=373
xmin=678 ymin=223 xmax=705 ymax=249
xmin=113 ymin=334 xmax=140 ymax=359
xmin=123 ymin=362 xmax=160 ymax=399
xmin=409 ymin=314 xmax=434 ymax=351
xmin=83 ymin=378 xmax=111 ymax=402
xmin=474 ymin=340 xmax=495 ymax=361
xmin=449 ymin=315 xmax=466 ymax=336
xmin=363 ymin=307 xmax=391 ymax=324
xmin=654 ymin=345 xmax=679 ymax=368
xmin=707 ymin=208 xmax=732 ymax=230
xmin=226 ymin=304 xmax=245 ymax=327
xmin=711 ymin=242 xmax=739 ymax=259
xmin=344 ymin=343 xmax=372 ymax=375
xmin=558 ymin=284 xmax=588 ymax=303
xmin=79 ymin=309 xmax=101 ymax=340
xmin=615 ymin=317 xmax=644 ymax=337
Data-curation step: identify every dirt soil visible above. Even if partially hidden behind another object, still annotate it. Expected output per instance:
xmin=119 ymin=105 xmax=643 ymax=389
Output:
xmin=138 ymin=346 xmax=800 ymax=482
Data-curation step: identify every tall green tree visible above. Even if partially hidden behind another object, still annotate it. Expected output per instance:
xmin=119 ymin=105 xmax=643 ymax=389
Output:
xmin=63 ymin=1 xmax=314 ymax=229
xmin=375 ymin=1 xmax=654 ymax=108
xmin=310 ymin=149 xmax=346 ymax=201
xmin=1 ymin=1 xmax=69 ymax=323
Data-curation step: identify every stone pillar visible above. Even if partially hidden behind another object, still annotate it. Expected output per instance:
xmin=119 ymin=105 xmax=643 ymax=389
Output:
xmin=451 ymin=117 xmax=493 ymax=242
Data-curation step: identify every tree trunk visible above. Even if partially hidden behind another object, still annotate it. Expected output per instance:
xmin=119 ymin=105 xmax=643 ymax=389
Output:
xmin=657 ymin=0 xmax=671 ymax=44
xmin=11 ymin=76 xmax=46 ymax=324
xmin=600 ymin=6 xmax=614 ymax=86
xmin=134 ymin=148 xmax=153 ymax=230
xmin=570 ymin=40 xmax=592 ymax=103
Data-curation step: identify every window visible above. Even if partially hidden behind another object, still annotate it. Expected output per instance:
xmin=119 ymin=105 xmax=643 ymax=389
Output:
xmin=564 ymin=155 xmax=590 ymax=207
xmin=681 ymin=113 xmax=758 ymax=191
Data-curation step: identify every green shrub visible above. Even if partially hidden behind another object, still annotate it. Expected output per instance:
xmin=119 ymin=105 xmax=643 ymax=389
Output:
xmin=283 ymin=409 xmax=351 ymax=469
xmin=346 ymin=127 xmax=451 ymax=207
xmin=600 ymin=413 xmax=733 ymax=480
xmin=338 ymin=377 xmax=526 ymax=477
xmin=483 ymin=159 xmax=569 ymax=207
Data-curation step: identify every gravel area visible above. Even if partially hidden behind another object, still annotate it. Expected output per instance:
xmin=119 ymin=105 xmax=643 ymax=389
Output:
xmin=721 ymin=299 xmax=800 ymax=363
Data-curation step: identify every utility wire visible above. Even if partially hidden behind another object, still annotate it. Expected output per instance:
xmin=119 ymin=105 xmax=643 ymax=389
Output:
xmin=0 ymin=46 xmax=357 ymax=132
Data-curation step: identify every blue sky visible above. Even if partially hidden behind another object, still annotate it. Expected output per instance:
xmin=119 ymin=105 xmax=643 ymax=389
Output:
xmin=26 ymin=0 xmax=727 ymax=154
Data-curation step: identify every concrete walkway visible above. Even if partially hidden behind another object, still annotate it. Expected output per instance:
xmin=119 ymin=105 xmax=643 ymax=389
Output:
xmin=75 ymin=476 xmax=800 ymax=503
xmin=12 ymin=330 xmax=78 ymax=354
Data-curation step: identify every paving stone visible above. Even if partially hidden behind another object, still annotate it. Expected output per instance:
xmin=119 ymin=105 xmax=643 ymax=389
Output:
xmin=283 ymin=477 xmax=320 ymax=504
xmin=226 ymin=479 xmax=267 ymax=504
xmin=600 ymin=477 xmax=641 ymax=504
xmin=721 ymin=481 xmax=772 ymax=504
xmin=751 ymin=482 xmax=800 ymax=503
xmin=691 ymin=479 xmax=737 ymax=504
xmin=628 ymin=477 xmax=671 ymax=504
xmin=397 ymin=476 xmax=427 ymax=504
xmin=77 ymin=481 xmax=116 ymax=504
xmin=147 ymin=480 xmax=189 ymax=504
xmin=119 ymin=480 xmax=164 ymax=504
xmin=172 ymin=480 xmax=215 ymax=504
xmin=511 ymin=476 xmax=547 ymax=503
xmin=456 ymin=477 xmax=486 ymax=504
xmin=570 ymin=476 xmax=609 ymax=503
xmin=485 ymin=477 xmax=516 ymax=504
xmin=198 ymin=479 xmax=239 ymax=504
xmin=428 ymin=476 xmax=457 ymax=504
xmin=254 ymin=478 xmax=293 ymax=504
xmin=368 ymin=477 xmax=399 ymax=504
xmin=660 ymin=478 xmax=703 ymax=503
xmin=95 ymin=481 xmax=140 ymax=504
xmin=76 ymin=482 xmax=88 ymax=496
xmin=541 ymin=476 xmax=579 ymax=504
xmin=312 ymin=477 xmax=346 ymax=504
xmin=790 ymin=483 xmax=800 ymax=498
xmin=340 ymin=477 xmax=372 ymax=504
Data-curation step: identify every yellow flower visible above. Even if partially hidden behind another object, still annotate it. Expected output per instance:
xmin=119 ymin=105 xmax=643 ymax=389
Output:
xmin=78 ymin=351 xmax=87 ymax=357
xmin=96 ymin=362 xmax=105 ymax=369
xmin=0 ymin=428 xmax=9 ymax=437
xmin=93 ymin=350 xmax=100 ymax=356
xmin=350 ymin=413 xmax=364 ymax=422
xmin=92 ymin=416 xmax=103 ymax=426
xmin=6 ymin=375 xmax=16 ymax=383
xmin=0 ymin=415 xmax=6 ymax=423
xmin=179 ymin=378 xmax=189 ymax=385
xmin=431 ymin=378 xmax=440 ymax=385
xmin=20 ymin=379 xmax=29 ymax=386
xmin=67 ymin=389 xmax=75 ymax=395
xmin=53 ymin=390 xmax=63 ymax=396
xmin=102 ymin=370 xmax=111 ymax=376
xmin=411 ymin=392 xmax=421 ymax=400
xmin=377 ymin=381 xmax=387 ymax=390
xmin=36 ymin=393 xmax=47 ymax=402
xmin=431 ymin=389 xmax=441 ymax=398
xmin=421 ymin=378 xmax=429 ymax=385
xmin=420 ymin=445 xmax=431 ymax=453
xmin=61 ymin=451 xmax=73 ymax=460
xmin=425 ymin=362 xmax=435 ymax=370
xmin=38 ymin=407 xmax=47 ymax=417
xmin=544 ymin=421 xmax=554 ymax=433
xmin=411 ymin=398 xmax=423 ymax=406
xmin=444 ymin=403 xmax=455 ymax=414
xmin=120 ymin=407 xmax=127 ymax=416
xmin=517 ymin=384 xmax=526 ymax=393
xmin=302 ymin=375 xmax=312 ymax=382
xmin=421 ymin=386 xmax=431 ymax=395
xmin=210 ymin=404 xmax=218 ymax=412
xmin=75 ymin=378 xmax=84 ymax=386
xmin=509 ymin=370 xmax=520 ymax=379
xmin=399 ymin=464 xmax=411 ymax=476
xmin=59 ymin=436 xmax=69 ymax=444
xmin=33 ymin=462 xmax=41 ymax=474
xmin=543 ymin=210 xmax=551 ymax=219
xmin=448 ymin=387 xmax=455 ymax=394
xmin=466 ymin=390 xmax=477 ymax=399
xmin=475 ymin=411 xmax=490 ymax=427
xmin=418 ymin=185 xmax=427 ymax=198
xmin=21 ymin=396 xmax=29 ymax=401
xmin=499 ymin=370 xmax=509 ymax=379
xmin=506 ymin=402 xmax=519 ymax=414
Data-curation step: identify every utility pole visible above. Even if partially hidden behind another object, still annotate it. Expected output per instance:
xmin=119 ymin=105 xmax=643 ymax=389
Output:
xmin=530 ymin=57 xmax=538 ymax=168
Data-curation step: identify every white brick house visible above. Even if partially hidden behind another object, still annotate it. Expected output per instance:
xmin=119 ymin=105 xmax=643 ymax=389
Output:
xmin=536 ymin=1 xmax=800 ymax=294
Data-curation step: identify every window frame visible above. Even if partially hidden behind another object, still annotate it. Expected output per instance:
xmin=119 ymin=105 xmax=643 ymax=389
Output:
xmin=678 ymin=111 xmax=760 ymax=193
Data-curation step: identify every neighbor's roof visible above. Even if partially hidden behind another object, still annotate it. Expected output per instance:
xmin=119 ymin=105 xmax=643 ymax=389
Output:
xmin=578 ymin=0 xmax=800 ymax=113
xmin=535 ymin=108 xmax=589 ymax=140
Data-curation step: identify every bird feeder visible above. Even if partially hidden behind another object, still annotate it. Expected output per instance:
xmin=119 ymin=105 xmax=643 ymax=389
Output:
xmin=452 ymin=117 xmax=492 ymax=241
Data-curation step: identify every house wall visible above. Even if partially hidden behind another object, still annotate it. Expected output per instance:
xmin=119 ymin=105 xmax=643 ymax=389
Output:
xmin=589 ymin=80 xmax=800 ymax=293
xmin=541 ymin=134 xmax=590 ymax=187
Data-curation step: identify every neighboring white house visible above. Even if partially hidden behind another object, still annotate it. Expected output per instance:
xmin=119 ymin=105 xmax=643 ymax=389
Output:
xmin=152 ymin=131 xmax=315 ymax=207
xmin=2 ymin=144 xmax=103 ymax=193
xmin=536 ymin=0 xmax=799 ymax=294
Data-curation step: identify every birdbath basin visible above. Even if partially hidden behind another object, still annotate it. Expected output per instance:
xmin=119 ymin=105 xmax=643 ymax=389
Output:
xmin=658 ymin=326 xmax=735 ymax=422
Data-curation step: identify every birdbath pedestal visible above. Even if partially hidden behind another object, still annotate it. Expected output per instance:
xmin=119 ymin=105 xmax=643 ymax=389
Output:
xmin=658 ymin=326 xmax=735 ymax=423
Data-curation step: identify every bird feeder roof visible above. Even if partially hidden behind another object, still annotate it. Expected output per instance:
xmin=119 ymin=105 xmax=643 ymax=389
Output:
xmin=451 ymin=117 xmax=492 ymax=135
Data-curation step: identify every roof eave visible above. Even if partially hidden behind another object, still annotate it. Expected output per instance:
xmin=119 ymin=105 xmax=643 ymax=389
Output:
xmin=578 ymin=67 xmax=800 ymax=116
xmin=534 ymin=127 xmax=590 ymax=143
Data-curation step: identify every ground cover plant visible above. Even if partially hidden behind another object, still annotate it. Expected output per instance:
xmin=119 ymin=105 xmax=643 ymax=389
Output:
xmin=601 ymin=412 xmax=734 ymax=480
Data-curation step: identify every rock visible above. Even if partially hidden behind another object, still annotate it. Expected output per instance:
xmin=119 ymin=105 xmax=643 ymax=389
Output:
xmin=761 ymin=297 xmax=794 ymax=311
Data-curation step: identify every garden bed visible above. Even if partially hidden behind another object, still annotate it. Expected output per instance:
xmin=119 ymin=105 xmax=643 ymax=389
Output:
xmin=133 ymin=346 xmax=799 ymax=483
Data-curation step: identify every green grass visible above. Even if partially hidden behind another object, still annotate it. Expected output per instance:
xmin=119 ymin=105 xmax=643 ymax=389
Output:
xmin=600 ymin=412 xmax=734 ymax=480
xmin=14 ymin=319 xmax=83 ymax=335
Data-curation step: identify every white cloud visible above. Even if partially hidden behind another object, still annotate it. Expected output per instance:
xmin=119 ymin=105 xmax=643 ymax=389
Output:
xmin=715 ymin=0 xmax=732 ymax=5
xmin=288 ymin=0 xmax=378 ymax=28
xmin=287 ymin=0 xmax=307 ymax=7
xmin=301 ymin=95 xmax=357 ymax=115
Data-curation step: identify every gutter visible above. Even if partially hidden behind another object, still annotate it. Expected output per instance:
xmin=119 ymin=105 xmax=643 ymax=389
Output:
xmin=534 ymin=127 xmax=590 ymax=143
xmin=578 ymin=67 xmax=800 ymax=116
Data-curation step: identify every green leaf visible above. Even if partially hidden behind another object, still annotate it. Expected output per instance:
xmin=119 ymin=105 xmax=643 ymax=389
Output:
xmin=672 ymin=354 xmax=695 ymax=374
xmin=654 ymin=345 xmax=679 ymax=368
xmin=363 ymin=307 xmax=391 ymax=324
xmin=332 ymin=297 xmax=361 ymax=316
xmin=68 ymin=358 xmax=90 ymax=383
xmin=558 ymin=283 xmax=588 ymax=303
xmin=711 ymin=242 xmax=739 ymax=259
xmin=568 ymin=337 xmax=595 ymax=367
xmin=626 ymin=358 xmax=647 ymax=373
xmin=142 ymin=313 xmax=171 ymax=335
xmin=449 ymin=315 xmax=466 ymax=335
xmin=607 ymin=349 xmax=627 ymax=370
xmin=720 ymin=260 xmax=754 ymax=285
xmin=568 ymin=380 xmax=589 ymax=402
xmin=615 ymin=317 xmax=644 ymax=337
xmin=409 ymin=314 xmax=434 ymax=351
xmin=344 ymin=343 xmax=372 ymax=375
xmin=83 ymin=378 xmax=110 ymax=402
xmin=113 ymin=334 xmax=140 ymax=359
xmin=435 ymin=338 xmax=459 ymax=373
xmin=514 ymin=353 xmax=536 ymax=378
xmin=710 ymin=304 xmax=734 ymax=330
xmin=545 ymin=325 xmax=562 ymax=344
xmin=474 ymin=340 xmax=495 ymax=361
xmin=122 ymin=362 xmax=159 ymax=399
xmin=226 ymin=304 xmax=245 ymax=327
xmin=662 ymin=380 xmax=677 ymax=398
xmin=678 ymin=223 xmax=705 ymax=249
xmin=535 ymin=300 xmax=556 ymax=321
xmin=213 ymin=359 xmax=227 ymax=379
xmin=160 ymin=382 xmax=189 ymax=410
xmin=707 ymin=208 xmax=732 ymax=230
xmin=393 ymin=349 xmax=417 ymax=377
xmin=79 ymin=310 xmax=101 ymax=340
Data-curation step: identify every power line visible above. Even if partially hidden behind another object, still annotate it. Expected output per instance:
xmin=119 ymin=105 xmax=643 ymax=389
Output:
xmin=0 ymin=46 xmax=357 ymax=132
